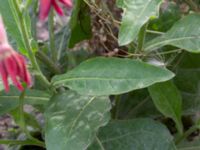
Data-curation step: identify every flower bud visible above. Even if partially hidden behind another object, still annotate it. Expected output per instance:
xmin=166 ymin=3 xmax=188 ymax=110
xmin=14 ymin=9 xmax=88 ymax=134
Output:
xmin=0 ymin=16 xmax=31 ymax=92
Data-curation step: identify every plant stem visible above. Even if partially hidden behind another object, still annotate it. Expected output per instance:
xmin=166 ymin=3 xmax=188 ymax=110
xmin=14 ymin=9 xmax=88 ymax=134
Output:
xmin=57 ymin=27 xmax=69 ymax=60
xmin=0 ymin=139 xmax=45 ymax=148
xmin=12 ymin=0 xmax=50 ymax=88
xmin=31 ymin=0 xmax=39 ymax=40
xmin=175 ymin=125 xmax=198 ymax=144
xmin=48 ymin=9 xmax=57 ymax=62
xmin=137 ymin=23 xmax=148 ymax=53
xmin=19 ymin=90 xmax=26 ymax=134
xmin=19 ymin=90 xmax=45 ymax=147
xmin=36 ymin=50 xmax=61 ymax=74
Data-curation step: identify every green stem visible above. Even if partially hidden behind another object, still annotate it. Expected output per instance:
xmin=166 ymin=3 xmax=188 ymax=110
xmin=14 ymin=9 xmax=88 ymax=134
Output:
xmin=19 ymin=90 xmax=26 ymax=133
xmin=0 ymin=139 xmax=45 ymax=148
xmin=175 ymin=125 xmax=198 ymax=144
xmin=137 ymin=23 xmax=148 ymax=53
xmin=48 ymin=9 xmax=57 ymax=62
xmin=36 ymin=50 xmax=61 ymax=74
xmin=12 ymin=0 xmax=50 ymax=88
xmin=176 ymin=119 xmax=184 ymax=136
xmin=19 ymin=90 xmax=45 ymax=147
xmin=57 ymin=27 xmax=69 ymax=60
xmin=31 ymin=0 xmax=38 ymax=40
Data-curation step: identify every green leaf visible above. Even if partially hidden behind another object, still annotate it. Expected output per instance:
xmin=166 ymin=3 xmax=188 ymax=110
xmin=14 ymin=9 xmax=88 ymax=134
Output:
xmin=88 ymin=119 xmax=177 ymax=150
xmin=45 ymin=91 xmax=111 ymax=150
xmin=178 ymin=139 xmax=200 ymax=150
xmin=174 ymin=53 xmax=200 ymax=114
xmin=0 ymin=87 xmax=50 ymax=115
xmin=145 ymin=14 xmax=200 ymax=53
xmin=118 ymin=0 xmax=162 ymax=46
xmin=0 ymin=0 xmax=26 ymax=54
xmin=52 ymin=57 xmax=174 ymax=96
xmin=148 ymin=2 xmax=181 ymax=32
xmin=68 ymin=0 xmax=92 ymax=48
xmin=148 ymin=80 xmax=183 ymax=134
xmin=0 ymin=0 xmax=36 ymax=55
xmin=116 ymin=89 xmax=160 ymax=119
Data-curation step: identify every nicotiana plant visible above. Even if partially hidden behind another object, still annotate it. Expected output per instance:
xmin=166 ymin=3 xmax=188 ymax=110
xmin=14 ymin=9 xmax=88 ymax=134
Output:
xmin=0 ymin=0 xmax=200 ymax=150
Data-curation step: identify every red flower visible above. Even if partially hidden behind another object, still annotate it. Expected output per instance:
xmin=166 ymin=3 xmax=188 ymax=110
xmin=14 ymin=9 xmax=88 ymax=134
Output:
xmin=0 ymin=17 xmax=31 ymax=92
xmin=39 ymin=0 xmax=72 ymax=20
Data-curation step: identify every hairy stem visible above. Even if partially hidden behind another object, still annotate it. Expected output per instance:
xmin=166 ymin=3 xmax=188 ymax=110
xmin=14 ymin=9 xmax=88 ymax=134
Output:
xmin=19 ymin=90 xmax=45 ymax=147
xmin=12 ymin=0 xmax=51 ymax=88
xmin=137 ymin=23 xmax=148 ymax=53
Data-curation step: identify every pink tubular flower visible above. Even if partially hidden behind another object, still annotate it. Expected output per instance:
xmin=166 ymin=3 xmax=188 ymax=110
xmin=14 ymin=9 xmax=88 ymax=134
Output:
xmin=0 ymin=16 xmax=31 ymax=92
xmin=39 ymin=0 xmax=72 ymax=20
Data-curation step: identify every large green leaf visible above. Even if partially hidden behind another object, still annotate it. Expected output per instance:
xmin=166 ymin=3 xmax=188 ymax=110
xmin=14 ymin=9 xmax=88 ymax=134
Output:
xmin=145 ymin=14 xmax=200 ymax=53
xmin=88 ymin=119 xmax=177 ymax=150
xmin=68 ymin=0 xmax=92 ymax=48
xmin=148 ymin=80 xmax=183 ymax=134
xmin=118 ymin=0 xmax=162 ymax=46
xmin=52 ymin=57 xmax=174 ymax=96
xmin=45 ymin=91 xmax=111 ymax=150
xmin=0 ymin=87 xmax=50 ymax=115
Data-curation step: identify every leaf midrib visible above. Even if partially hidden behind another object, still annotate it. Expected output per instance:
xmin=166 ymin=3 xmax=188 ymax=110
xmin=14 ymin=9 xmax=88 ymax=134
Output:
xmin=100 ymin=129 xmax=170 ymax=143
xmin=146 ymin=36 xmax=200 ymax=51
xmin=67 ymin=97 xmax=95 ymax=136
xmin=53 ymin=76 xmax=169 ymax=86
xmin=158 ymin=90 xmax=181 ymax=125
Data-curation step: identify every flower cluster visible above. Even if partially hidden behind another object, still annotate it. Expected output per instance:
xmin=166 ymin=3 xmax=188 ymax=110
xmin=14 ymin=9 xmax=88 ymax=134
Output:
xmin=0 ymin=17 xmax=31 ymax=92
xmin=39 ymin=0 xmax=72 ymax=20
